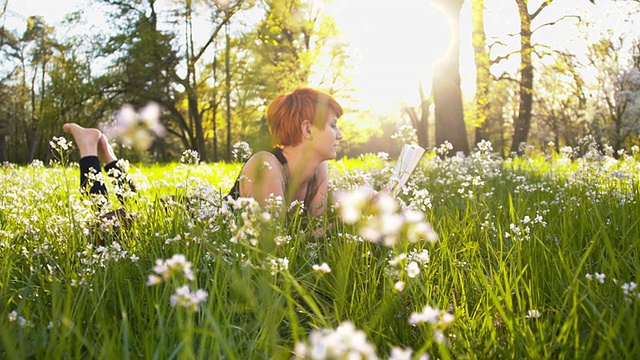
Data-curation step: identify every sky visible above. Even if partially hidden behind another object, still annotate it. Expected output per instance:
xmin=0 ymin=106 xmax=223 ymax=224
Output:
xmin=4 ymin=0 xmax=640 ymax=115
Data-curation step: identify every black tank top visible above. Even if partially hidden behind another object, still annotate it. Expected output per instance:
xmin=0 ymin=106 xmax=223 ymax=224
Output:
xmin=227 ymin=148 xmax=318 ymax=208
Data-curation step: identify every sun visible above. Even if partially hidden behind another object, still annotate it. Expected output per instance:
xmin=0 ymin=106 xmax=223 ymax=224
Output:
xmin=324 ymin=0 xmax=454 ymax=112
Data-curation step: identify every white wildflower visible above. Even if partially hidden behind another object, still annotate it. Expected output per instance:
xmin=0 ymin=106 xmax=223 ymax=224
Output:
xmin=312 ymin=262 xmax=332 ymax=274
xmin=406 ymin=261 xmax=420 ymax=278
xmin=268 ymin=256 xmax=289 ymax=275
xmin=180 ymin=149 xmax=200 ymax=164
xmin=148 ymin=254 xmax=195 ymax=284
xmin=526 ymin=309 xmax=541 ymax=319
xmin=293 ymin=321 xmax=378 ymax=360
xmin=409 ymin=306 xmax=440 ymax=325
xmin=169 ymin=285 xmax=208 ymax=311
xmin=389 ymin=347 xmax=413 ymax=360
xmin=103 ymin=102 xmax=165 ymax=151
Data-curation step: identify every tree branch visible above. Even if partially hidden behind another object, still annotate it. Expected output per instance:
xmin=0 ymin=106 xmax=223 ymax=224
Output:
xmin=531 ymin=0 xmax=554 ymax=19
xmin=532 ymin=14 xmax=581 ymax=33
xmin=493 ymin=72 xmax=522 ymax=86
xmin=491 ymin=49 xmax=522 ymax=65
xmin=193 ymin=1 xmax=245 ymax=63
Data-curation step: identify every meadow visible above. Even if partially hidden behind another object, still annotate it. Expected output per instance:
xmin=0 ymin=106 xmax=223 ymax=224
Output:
xmin=1 ymin=138 xmax=639 ymax=359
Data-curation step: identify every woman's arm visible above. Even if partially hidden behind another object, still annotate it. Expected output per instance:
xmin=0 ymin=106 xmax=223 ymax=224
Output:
xmin=308 ymin=161 xmax=329 ymax=217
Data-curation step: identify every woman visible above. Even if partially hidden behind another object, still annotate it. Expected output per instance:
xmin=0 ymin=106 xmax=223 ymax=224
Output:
xmin=66 ymin=87 xmax=343 ymax=218
xmin=228 ymin=88 xmax=343 ymax=217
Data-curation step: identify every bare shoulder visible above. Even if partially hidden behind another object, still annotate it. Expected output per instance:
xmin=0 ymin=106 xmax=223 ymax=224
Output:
xmin=240 ymin=151 xmax=284 ymax=187
xmin=239 ymin=151 xmax=286 ymax=201
xmin=242 ymin=151 xmax=283 ymax=176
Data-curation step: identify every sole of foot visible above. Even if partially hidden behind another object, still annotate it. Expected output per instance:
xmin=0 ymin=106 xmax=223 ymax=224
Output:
xmin=63 ymin=123 xmax=102 ymax=157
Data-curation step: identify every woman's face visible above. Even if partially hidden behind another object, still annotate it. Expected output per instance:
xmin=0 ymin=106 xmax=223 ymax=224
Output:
xmin=311 ymin=111 xmax=343 ymax=160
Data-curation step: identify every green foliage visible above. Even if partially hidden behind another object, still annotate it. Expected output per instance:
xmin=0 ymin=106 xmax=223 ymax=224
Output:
xmin=1 ymin=0 xmax=352 ymax=164
xmin=248 ymin=0 xmax=315 ymax=99
xmin=1 ymin=141 xmax=640 ymax=358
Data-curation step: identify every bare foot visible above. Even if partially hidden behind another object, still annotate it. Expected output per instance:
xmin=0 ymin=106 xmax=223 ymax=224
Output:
xmin=98 ymin=134 xmax=118 ymax=164
xmin=63 ymin=123 xmax=101 ymax=158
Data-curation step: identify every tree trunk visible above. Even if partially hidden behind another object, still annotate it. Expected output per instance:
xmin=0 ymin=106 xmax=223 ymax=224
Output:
xmin=0 ymin=134 xmax=6 ymax=163
xmin=405 ymin=82 xmax=431 ymax=150
xmin=212 ymin=44 xmax=220 ymax=162
xmin=189 ymin=93 xmax=207 ymax=161
xmin=431 ymin=0 xmax=469 ymax=156
xmin=28 ymin=65 xmax=40 ymax=162
xmin=471 ymin=0 xmax=491 ymax=146
xmin=418 ymin=81 xmax=430 ymax=150
xmin=225 ymin=22 xmax=232 ymax=162
xmin=185 ymin=1 xmax=208 ymax=162
xmin=510 ymin=0 xmax=558 ymax=155
xmin=510 ymin=0 xmax=533 ymax=155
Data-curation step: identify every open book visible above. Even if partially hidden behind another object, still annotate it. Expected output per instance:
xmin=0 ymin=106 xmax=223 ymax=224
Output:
xmin=388 ymin=143 xmax=426 ymax=197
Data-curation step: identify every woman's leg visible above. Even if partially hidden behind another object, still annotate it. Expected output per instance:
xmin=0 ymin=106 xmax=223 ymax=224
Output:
xmin=63 ymin=123 xmax=107 ymax=195
xmin=99 ymin=135 xmax=137 ymax=195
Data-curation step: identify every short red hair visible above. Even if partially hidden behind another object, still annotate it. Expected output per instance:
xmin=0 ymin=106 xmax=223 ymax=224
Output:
xmin=266 ymin=88 xmax=343 ymax=147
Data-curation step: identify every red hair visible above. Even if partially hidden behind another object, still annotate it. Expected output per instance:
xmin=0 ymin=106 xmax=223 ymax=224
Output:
xmin=267 ymin=88 xmax=343 ymax=147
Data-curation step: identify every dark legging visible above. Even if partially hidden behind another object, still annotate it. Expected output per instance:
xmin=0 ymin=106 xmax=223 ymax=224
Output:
xmin=79 ymin=156 xmax=136 ymax=200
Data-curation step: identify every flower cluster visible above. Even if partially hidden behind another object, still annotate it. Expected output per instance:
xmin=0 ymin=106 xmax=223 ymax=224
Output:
xmin=8 ymin=310 xmax=33 ymax=328
xmin=102 ymin=102 xmax=165 ymax=151
xmin=267 ymin=256 xmax=289 ymax=275
xmin=387 ymin=248 xmax=430 ymax=290
xmin=49 ymin=136 xmax=73 ymax=154
xmin=335 ymin=187 xmax=437 ymax=247
xmin=169 ymin=285 xmax=209 ymax=311
xmin=621 ymin=281 xmax=639 ymax=302
xmin=147 ymin=254 xmax=195 ymax=285
xmin=293 ymin=321 xmax=378 ymax=360
xmin=504 ymin=213 xmax=547 ymax=242
xmin=585 ymin=272 xmax=606 ymax=284
xmin=180 ymin=149 xmax=201 ymax=165
xmin=74 ymin=242 xmax=133 ymax=288
xmin=274 ymin=235 xmax=291 ymax=246
xmin=312 ymin=262 xmax=332 ymax=274
xmin=391 ymin=124 xmax=418 ymax=145
xmin=409 ymin=305 xmax=454 ymax=327
xmin=526 ymin=309 xmax=542 ymax=319
xmin=409 ymin=305 xmax=455 ymax=345
xmin=147 ymin=254 xmax=208 ymax=311
xmin=226 ymin=196 xmax=275 ymax=246
xmin=232 ymin=141 xmax=252 ymax=162
xmin=389 ymin=347 xmax=430 ymax=360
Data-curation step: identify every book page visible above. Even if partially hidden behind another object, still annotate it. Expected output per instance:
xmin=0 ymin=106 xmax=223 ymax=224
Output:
xmin=388 ymin=143 xmax=426 ymax=196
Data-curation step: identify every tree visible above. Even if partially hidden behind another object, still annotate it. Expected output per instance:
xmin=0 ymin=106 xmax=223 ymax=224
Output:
xmin=98 ymin=0 xmax=249 ymax=162
xmin=0 ymin=15 xmax=60 ymax=163
xmin=485 ymin=80 xmax=520 ymax=156
xmin=508 ymin=0 xmax=595 ymax=155
xmin=97 ymin=0 xmax=180 ymax=159
xmin=23 ymin=16 xmax=58 ymax=161
xmin=237 ymin=0 xmax=348 ymax=155
xmin=248 ymin=0 xmax=316 ymax=101
xmin=403 ymin=81 xmax=431 ymax=150
xmin=0 ymin=0 xmax=16 ymax=162
xmin=588 ymin=38 xmax=640 ymax=154
xmin=531 ymin=54 xmax=588 ymax=152
xmin=471 ymin=0 xmax=491 ymax=145
xmin=430 ymin=0 xmax=469 ymax=155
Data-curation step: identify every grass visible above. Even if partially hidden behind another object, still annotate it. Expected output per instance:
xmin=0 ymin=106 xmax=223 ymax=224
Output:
xmin=1 ymin=141 xmax=639 ymax=359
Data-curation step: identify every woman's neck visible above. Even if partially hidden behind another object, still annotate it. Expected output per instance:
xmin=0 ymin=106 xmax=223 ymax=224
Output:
xmin=281 ymin=145 xmax=321 ymax=186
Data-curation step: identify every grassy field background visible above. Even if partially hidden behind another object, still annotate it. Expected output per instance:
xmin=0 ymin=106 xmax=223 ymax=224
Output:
xmin=1 ymin=140 xmax=639 ymax=359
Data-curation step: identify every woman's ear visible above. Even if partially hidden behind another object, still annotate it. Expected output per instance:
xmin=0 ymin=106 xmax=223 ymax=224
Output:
xmin=301 ymin=119 xmax=312 ymax=139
